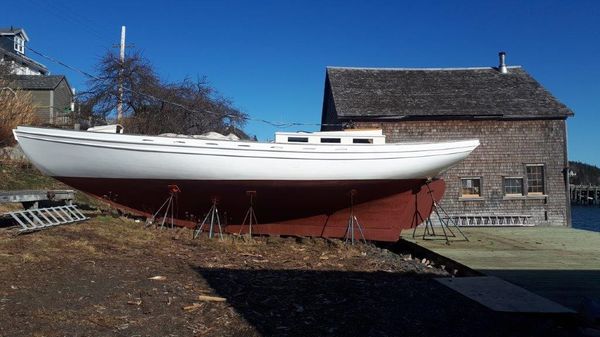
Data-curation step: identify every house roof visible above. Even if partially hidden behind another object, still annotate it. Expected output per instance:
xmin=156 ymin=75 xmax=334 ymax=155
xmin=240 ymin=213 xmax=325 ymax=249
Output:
xmin=0 ymin=47 xmax=49 ymax=74
xmin=325 ymin=66 xmax=574 ymax=120
xmin=0 ymin=27 xmax=29 ymax=41
xmin=6 ymin=75 xmax=69 ymax=91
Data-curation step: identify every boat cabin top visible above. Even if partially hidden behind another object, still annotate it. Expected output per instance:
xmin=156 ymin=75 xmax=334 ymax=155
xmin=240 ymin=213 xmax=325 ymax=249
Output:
xmin=275 ymin=129 xmax=386 ymax=145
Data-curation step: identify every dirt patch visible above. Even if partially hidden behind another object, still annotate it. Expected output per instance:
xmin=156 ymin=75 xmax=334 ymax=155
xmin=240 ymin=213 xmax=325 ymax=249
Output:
xmin=0 ymin=217 xmax=582 ymax=336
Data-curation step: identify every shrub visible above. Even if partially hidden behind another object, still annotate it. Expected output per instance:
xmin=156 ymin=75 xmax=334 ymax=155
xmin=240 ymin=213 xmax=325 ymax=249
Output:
xmin=0 ymin=83 xmax=38 ymax=146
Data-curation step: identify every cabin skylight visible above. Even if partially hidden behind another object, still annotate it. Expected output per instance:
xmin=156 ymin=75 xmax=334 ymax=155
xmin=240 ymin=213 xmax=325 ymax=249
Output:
xmin=275 ymin=130 xmax=385 ymax=145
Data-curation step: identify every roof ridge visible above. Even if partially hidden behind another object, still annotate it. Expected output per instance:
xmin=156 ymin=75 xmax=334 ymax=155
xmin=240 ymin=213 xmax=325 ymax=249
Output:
xmin=327 ymin=65 xmax=522 ymax=71
xmin=7 ymin=74 xmax=64 ymax=78
xmin=6 ymin=75 xmax=67 ymax=90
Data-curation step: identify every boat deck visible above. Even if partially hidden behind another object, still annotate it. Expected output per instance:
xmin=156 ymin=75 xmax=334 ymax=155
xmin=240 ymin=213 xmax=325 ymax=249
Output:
xmin=402 ymin=227 xmax=600 ymax=309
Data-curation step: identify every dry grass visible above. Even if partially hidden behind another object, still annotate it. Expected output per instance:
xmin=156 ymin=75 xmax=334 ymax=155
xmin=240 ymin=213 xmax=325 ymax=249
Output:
xmin=0 ymin=82 xmax=38 ymax=146
xmin=0 ymin=203 xmax=23 ymax=213
xmin=66 ymin=239 xmax=98 ymax=255
xmin=81 ymin=216 xmax=161 ymax=246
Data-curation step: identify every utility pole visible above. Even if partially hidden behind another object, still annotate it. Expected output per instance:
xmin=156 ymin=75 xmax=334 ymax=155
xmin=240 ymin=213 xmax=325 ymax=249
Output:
xmin=117 ymin=25 xmax=126 ymax=123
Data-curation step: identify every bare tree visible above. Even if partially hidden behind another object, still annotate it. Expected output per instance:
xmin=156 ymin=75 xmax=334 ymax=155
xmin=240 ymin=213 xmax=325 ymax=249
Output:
xmin=80 ymin=50 xmax=248 ymax=136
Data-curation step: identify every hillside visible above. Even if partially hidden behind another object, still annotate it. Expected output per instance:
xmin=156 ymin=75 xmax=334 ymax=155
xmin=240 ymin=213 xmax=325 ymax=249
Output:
xmin=569 ymin=161 xmax=600 ymax=185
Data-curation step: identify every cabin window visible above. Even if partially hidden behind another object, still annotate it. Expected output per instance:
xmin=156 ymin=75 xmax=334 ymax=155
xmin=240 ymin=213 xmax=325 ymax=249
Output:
xmin=526 ymin=165 xmax=545 ymax=195
xmin=287 ymin=137 xmax=308 ymax=143
xmin=460 ymin=177 xmax=481 ymax=198
xmin=504 ymin=177 xmax=524 ymax=196
xmin=353 ymin=138 xmax=373 ymax=144
xmin=320 ymin=138 xmax=341 ymax=143
xmin=14 ymin=36 xmax=24 ymax=54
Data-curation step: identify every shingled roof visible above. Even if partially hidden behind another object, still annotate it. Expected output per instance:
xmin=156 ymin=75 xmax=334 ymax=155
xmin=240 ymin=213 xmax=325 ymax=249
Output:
xmin=0 ymin=27 xmax=29 ymax=40
xmin=325 ymin=66 xmax=573 ymax=119
xmin=6 ymin=75 xmax=68 ymax=90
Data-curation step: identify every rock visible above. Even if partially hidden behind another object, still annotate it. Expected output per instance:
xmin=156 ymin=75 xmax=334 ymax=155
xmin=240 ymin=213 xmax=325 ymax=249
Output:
xmin=0 ymin=145 xmax=27 ymax=161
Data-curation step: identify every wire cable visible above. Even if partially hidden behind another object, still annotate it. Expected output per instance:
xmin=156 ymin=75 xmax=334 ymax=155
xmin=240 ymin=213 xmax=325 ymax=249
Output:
xmin=5 ymin=36 xmax=342 ymax=128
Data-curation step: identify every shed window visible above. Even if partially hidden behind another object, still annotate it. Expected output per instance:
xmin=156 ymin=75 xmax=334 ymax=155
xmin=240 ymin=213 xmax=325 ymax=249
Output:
xmin=14 ymin=36 xmax=24 ymax=54
xmin=526 ymin=165 xmax=545 ymax=195
xmin=287 ymin=137 xmax=308 ymax=143
xmin=320 ymin=138 xmax=341 ymax=143
xmin=353 ymin=138 xmax=373 ymax=144
xmin=460 ymin=177 xmax=481 ymax=198
xmin=504 ymin=177 xmax=524 ymax=196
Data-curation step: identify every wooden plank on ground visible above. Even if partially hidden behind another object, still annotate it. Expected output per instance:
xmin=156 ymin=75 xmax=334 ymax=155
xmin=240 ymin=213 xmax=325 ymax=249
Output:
xmin=436 ymin=276 xmax=575 ymax=313
xmin=0 ymin=190 xmax=75 ymax=203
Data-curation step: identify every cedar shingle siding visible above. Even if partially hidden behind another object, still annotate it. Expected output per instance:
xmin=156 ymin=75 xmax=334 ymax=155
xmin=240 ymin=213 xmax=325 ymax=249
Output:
xmin=322 ymin=65 xmax=573 ymax=226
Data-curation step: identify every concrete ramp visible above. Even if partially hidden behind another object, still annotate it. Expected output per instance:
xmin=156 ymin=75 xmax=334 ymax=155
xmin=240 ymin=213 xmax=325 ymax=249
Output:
xmin=436 ymin=276 xmax=575 ymax=313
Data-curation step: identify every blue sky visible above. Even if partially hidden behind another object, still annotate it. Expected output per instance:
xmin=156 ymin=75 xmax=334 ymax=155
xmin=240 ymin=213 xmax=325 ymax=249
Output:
xmin=5 ymin=0 xmax=600 ymax=166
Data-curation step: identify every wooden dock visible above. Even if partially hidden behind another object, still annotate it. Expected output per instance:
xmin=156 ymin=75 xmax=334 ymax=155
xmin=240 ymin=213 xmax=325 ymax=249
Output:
xmin=570 ymin=184 xmax=600 ymax=206
xmin=402 ymin=227 xmax=600 ymax=310
xmin=0 ymin=190 xmax=75 ymax=207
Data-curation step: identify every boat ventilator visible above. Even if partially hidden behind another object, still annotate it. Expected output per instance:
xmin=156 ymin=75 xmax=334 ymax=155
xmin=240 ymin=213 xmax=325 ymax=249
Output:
xmin=8 ymin=204 xmax=88 ymax=233
xmin=194 ymin=197 xmax=224 ymax=240
xmin=412 ymin=181 xmax=469 ymax=244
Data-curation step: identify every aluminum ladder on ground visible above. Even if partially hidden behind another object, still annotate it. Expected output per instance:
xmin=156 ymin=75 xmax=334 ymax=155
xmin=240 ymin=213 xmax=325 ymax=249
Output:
xmin=7 ymin=204 xmax=89 ymax=233
xmin=452 ymin=215 xmax=533 ymax=227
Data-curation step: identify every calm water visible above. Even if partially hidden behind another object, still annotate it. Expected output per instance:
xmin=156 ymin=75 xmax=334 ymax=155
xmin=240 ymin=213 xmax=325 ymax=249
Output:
xmin=571 ymin=206 xmax=600 ymax=232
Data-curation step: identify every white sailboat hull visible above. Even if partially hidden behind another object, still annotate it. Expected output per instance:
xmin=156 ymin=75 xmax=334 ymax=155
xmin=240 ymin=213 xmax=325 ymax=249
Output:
xmin=13 ymin=126 xmax=478 ymax=181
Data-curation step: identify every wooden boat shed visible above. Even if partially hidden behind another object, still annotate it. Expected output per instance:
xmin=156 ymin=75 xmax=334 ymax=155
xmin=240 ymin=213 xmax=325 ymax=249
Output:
xmin=321 ymin=53 xmax=574 ymax=226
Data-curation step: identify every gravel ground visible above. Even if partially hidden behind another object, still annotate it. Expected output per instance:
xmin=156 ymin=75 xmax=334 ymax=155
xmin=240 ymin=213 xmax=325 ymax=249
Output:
xmin=0 ymin=216 xmax=583 ymax=337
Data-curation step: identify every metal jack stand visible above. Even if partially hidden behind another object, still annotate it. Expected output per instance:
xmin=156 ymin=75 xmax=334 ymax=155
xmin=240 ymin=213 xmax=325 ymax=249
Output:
xmin=239 ymin=191 xmax=258 ymax=236
xmin=344 ymin=189 xmax=366 ymax=245
xmin=146 ymin=185 xmax=180 ymax=229
xmin=412 ymin=180 xmax=468 ymax=244
xmin=194 ymin=197 xmax=223 ymax=239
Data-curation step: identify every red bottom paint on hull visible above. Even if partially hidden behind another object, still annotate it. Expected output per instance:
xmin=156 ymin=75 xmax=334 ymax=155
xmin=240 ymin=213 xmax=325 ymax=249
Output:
xmin=57 ymin=177 xmax=445 ymax=242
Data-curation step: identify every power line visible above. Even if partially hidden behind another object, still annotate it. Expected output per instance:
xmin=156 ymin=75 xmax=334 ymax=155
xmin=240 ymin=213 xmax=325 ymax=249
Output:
xmin=6 ymin=36 xmax=338 ymax=128
xmin=23 ymin=0 xmax=114 ymax=43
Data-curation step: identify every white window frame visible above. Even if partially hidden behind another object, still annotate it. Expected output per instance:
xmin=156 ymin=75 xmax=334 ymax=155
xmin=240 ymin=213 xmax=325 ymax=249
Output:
xmin=460 ymin=177 xmax=482 ymax=198
xmin=14 ymin=36 xmax=25 ymax=54
xmin=525 ymin=164 xmax=545 ymax=195
xmin=503 ymin=176 xmax=524 ymax=196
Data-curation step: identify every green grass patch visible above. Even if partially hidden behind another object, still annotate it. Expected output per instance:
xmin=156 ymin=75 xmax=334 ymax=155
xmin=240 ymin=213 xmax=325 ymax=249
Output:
xmin=0 ymin=160 xmax=110 ymax=210
xmin=0 ymin=161 xmax=63 ymax=190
